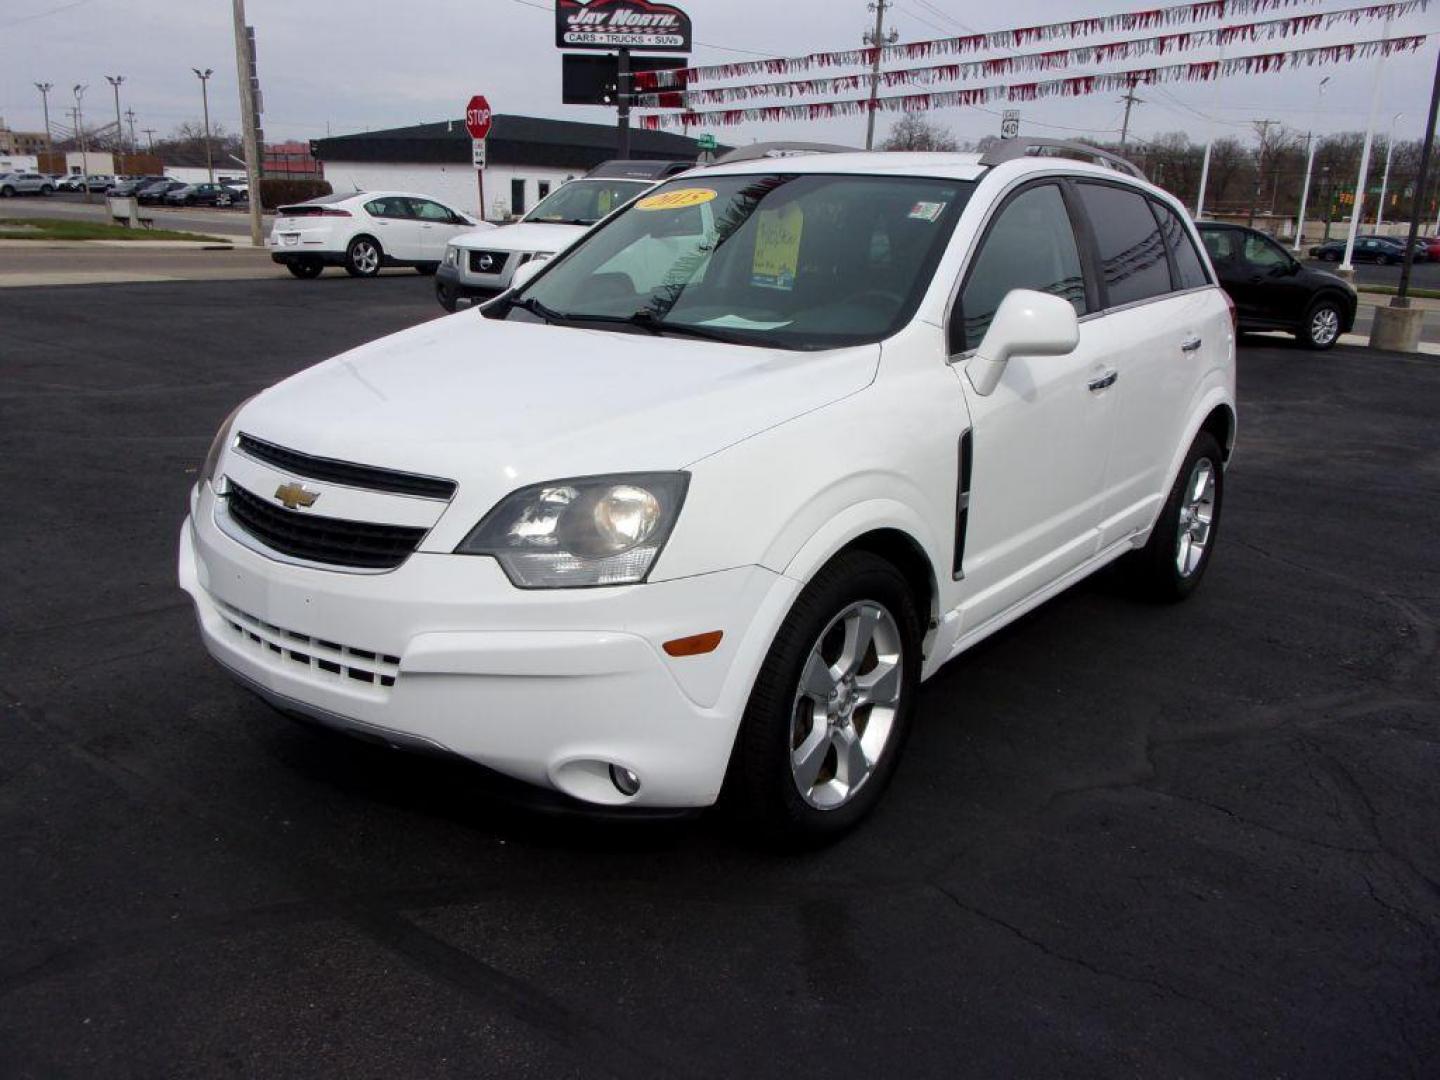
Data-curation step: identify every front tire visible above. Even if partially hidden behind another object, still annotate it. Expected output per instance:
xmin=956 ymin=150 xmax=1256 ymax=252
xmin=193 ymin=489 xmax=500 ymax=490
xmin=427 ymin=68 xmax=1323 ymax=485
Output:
xmin=1323 ymin=250 xmax=1340 ymax=262
xmin=1299 ymin=298 xmax=1343 ymax=350
xmin=435 ymin=282 xmax=458 ymax=312
xmin=345 ymin=236 xmax=382 ymax=277
xmin=416 ymin=263 xmax=438 ymax=276
xmin=40 ymin=184 xmax=53 ymax=195
xmin=724 ymin=551 xmax=922 ymax=845
xmin=0 ymin=186 xmax=13 ymax=197
xmin=1123 ymin=432 xmax=1224 ymax=602
xmin=1377 ymin=254 xmax=1392 ymax=266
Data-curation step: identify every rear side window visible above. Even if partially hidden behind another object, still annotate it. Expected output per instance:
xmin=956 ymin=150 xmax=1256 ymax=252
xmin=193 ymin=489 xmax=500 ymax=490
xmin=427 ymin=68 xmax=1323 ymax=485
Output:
xmin=956 ymin=183 xmax=1087 ymax=351
xmin=1154 ymin=203 xmax=1210 ymax=289
xmin=1075 ymin=182 xmax=1171 ymax=307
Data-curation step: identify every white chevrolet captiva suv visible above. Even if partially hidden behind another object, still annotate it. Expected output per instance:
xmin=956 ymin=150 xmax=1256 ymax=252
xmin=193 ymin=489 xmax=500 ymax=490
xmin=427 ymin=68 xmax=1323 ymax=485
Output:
xmin=181 ymin=140 xmax=1236 ymax=843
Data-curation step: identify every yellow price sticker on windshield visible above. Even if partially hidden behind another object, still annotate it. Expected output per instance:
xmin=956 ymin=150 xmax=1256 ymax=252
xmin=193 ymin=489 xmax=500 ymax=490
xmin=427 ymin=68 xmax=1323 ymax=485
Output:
xmin=751 ymin=204 xmax=803 ymax=291
xmin=636 ymin=188 xmax=717 ymax=211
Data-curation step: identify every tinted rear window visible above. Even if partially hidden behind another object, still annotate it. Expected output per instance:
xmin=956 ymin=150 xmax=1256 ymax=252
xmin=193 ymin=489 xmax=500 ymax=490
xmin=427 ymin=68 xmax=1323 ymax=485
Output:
xmin=1076 ymin=182 xmax=1172 ymax=307
xmin=1154 ymin=203 xmax=1210 ymax=289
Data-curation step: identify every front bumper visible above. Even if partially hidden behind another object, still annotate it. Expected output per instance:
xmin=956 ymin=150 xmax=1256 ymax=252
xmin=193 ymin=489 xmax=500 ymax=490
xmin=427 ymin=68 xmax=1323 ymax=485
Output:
xmin=178 ymin=489 xmax=797 ymax=809
xmin=435 ymin=262 xmax=503 ymax=308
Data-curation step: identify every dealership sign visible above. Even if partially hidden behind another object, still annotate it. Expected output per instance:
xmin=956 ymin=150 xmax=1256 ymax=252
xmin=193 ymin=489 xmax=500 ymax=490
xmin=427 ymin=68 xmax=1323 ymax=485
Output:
xmin=555 ymin=0 xmax=691 ymax=53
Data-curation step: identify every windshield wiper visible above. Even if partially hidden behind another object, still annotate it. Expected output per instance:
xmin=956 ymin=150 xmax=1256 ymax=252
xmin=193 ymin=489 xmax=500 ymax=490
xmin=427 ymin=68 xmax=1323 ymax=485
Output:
xmin=622 ymin=308 xmax=750 ymax=343
xmin=502 ymin=295 xmax=566 ymax=324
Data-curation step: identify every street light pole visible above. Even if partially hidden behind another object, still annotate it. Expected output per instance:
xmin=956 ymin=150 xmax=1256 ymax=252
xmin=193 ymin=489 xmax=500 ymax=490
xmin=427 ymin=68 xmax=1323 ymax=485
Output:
xmin=1293 ymin=77 xmax=1328 ymax=252
xmin=1375 ymin=111 xmax=1401 ymax=232
xmin=73 ymin=84 xmax=91 ymax=203
xmin=34 ymin=82 xmax=54 ymax=153
xmin=1341 ymin=14 xmax=1391 ymax=274
xmin=192 ymin=67 xmax=214 ymax=183
xmin=104 ymin=75 xmax=125 ymax=164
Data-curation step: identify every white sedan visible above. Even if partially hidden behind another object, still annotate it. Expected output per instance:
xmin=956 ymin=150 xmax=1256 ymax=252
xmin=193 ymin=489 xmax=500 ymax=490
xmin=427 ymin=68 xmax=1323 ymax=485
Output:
xmin=268 ymin=192 xmax=489 ymax=279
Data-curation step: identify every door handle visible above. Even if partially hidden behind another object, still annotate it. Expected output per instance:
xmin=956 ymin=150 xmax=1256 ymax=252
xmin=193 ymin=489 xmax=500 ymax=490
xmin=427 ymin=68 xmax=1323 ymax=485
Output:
xmin=1088 ymin=370 xmax=1118 ymax=392
xmin=1180 ymin=335 xmax=1203 ymax=352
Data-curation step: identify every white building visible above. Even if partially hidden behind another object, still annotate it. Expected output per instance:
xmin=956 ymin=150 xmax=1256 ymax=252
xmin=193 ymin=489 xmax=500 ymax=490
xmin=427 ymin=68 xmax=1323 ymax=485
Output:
xmin=310 ymin=114 xmax=708 ymax=221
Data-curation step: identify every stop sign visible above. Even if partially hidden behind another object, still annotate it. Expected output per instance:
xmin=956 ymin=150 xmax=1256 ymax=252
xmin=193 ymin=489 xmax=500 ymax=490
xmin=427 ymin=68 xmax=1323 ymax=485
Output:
xmin=465 ymin=95 xmax=492 ymax=141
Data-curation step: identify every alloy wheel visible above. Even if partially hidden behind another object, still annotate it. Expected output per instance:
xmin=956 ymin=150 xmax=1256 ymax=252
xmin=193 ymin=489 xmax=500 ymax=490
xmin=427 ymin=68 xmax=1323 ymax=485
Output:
xmin=352 ymin=242 xmax=379 ymax=275
xmin=789 ymin=600 xmax=903 ymax=810
xmin=1309 ymin=306 xmax=1340 ymax=347
xmin=1175 ymin=459 xmax=1216 ymax=578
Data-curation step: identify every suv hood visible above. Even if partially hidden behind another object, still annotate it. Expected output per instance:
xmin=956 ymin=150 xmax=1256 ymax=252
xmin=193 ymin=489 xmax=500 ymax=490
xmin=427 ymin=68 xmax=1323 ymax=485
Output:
xmin=235 ymin=313 xmax=879 ymax=516
xmin=451 ymin=221 xmax=589 ymax=254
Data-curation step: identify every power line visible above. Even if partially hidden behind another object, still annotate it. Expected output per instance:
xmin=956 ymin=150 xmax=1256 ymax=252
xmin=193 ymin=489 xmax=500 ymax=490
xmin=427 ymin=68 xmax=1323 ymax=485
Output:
xmin=0 ymin=0 xmax=94 ymax=29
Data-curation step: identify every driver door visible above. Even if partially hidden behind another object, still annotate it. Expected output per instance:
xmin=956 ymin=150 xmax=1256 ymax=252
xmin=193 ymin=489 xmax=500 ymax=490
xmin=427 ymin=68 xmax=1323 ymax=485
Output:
xmin=946 ymin=181 xmax=1117 ymax=631
xmin=363 ymin=197 xmax=422 ymax=261
xmin=1234 ymin=230 xmax=1308 ymax=327
xmin=408 ymin=198 xmax=469 ymax=261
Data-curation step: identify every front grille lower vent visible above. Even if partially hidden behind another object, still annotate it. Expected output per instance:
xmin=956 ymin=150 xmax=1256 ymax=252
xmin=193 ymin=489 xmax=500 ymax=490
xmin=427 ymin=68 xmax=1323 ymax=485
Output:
xmin=217 ymin=600 xmax=400 ymax=690
xmin=236 ymin=434 xmax=457 ymax=500
xmin=225 ymin=483 xmax=426 ymax=570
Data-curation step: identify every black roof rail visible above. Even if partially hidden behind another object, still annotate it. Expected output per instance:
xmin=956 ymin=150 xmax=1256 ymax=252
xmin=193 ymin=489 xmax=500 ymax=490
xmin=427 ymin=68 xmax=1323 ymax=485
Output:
xmin=978 ymin=138 xmax=1145 ymax=180
xmin=712 ymin=141 xmax=858 ymax=165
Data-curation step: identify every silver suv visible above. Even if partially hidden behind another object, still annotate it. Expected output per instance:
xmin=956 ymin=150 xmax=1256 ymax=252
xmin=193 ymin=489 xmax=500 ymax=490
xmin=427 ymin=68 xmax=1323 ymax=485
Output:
xmin=0 ymin=172 xmax=56 ymax=197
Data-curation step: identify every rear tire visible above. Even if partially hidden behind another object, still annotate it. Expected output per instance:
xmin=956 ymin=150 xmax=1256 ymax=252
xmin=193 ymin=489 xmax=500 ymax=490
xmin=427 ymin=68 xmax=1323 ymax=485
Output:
xmin=724 ymin=550 xmax=922 ymax=846
xmin=287 ymin=259 xmax=323 ymax=279
xmin=1377 ymin=254 xmax=1392 ymax=266
xmin=0 ymin=186 xmax=13 ymax=197
xmin=40 ymin=184 xmax=53 ymax=195
xmin=1123 ymin=432 xmax=1224 ymax=603
xmin=345 ymin=236 xmax=382 ymax=278
xmin=1299 ymin=298 xmax=1343 ymax=350
xmin=1323 ymin=250 xmax=1340 ymax=262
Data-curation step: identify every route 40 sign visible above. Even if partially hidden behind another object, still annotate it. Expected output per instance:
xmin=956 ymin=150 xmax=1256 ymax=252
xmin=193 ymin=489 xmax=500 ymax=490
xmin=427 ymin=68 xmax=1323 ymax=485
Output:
xmin=555 ymin=0 xmax=692 ymax=53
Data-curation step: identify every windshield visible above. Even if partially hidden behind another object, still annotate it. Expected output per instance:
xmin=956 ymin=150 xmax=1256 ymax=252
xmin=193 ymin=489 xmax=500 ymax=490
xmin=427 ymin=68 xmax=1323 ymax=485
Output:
xmin=506 ymin=173 xmax=972 ymax=350
xmin=524 ymin=179 xmax=651 ymax=225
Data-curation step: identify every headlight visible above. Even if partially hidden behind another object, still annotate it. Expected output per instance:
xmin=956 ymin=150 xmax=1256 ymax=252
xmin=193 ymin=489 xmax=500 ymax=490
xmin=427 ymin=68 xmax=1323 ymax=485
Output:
xmin=456 ymin=473 xmax=689 ymax=588
xmin=444 ymin=245 xmax=459 ymax=267
xmin=200 ymin=397 xmax=252 ymax=487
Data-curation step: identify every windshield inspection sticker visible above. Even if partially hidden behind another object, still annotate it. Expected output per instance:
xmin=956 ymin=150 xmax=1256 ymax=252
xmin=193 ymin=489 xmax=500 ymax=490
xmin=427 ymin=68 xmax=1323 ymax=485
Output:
xmin=636 ymin=188 xmax=718 ymax=211
xmin=908 ymin=201 xmax=947 ymax=222
xmin=750 ymin=204 xmax=804 ymax=291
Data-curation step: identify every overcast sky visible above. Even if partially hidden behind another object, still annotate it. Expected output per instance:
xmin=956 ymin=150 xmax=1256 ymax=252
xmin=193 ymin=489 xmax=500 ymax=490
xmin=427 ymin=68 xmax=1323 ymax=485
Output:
xmin=2 ymin=0 xmax=1437 ymax=151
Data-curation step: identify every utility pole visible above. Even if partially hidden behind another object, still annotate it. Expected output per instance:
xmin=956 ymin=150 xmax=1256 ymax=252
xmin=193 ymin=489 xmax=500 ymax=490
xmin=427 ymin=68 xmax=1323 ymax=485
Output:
xmin=34 ymin=83 xmax=54 ymax=152
xmin=232 ymin=0 xmax=265 ymax=247
xmin=73 ymin=84 xmax=91 ymax=203
xmin=125 ymin=108 xmax=138 ymax=156
xmin=863 ymin=0 xmax=898 ymax=150
xmin=192 ymin=68 xmax=214 ymax=183
xmin=104 ymin=75 xmax=125 ymax=163
xmin=1247 ymin=119 xmax=1277 ymax=228
xmin=1118 ymin=76 xmax=1142 ymax=149
xmin=143 ymin=128 xmax=156 ymax=154
xmin=617 ymin=47 xmax=632 ymax=159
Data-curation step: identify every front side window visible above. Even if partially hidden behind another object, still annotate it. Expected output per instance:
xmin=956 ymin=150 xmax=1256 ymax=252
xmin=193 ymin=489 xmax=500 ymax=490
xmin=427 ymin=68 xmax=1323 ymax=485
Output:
xmin=1075 ymin=182 xmax=1171 ymax=307
xmin=1242 ymin=233 xmax=1292 ymax=270
xmin=956 ymin=183 xmax=1086 ymax=351
xmin=1200 ymin=228 xmax=1238 ymax=265
xmin=409 ymin=198 xmax=456 ymax=221
xmin=524 ymin=180 xmax=651 ymax=225
xmin=508 ymin=173 xmax=972 ymax=350
xmin=1154 ymin=203 xmax=1210 ymax=289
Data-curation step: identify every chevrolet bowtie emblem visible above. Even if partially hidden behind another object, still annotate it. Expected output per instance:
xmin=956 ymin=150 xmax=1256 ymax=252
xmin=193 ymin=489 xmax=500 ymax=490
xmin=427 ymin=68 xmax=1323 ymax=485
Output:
xmin=274 ymin=482 xmax=319 ymax=510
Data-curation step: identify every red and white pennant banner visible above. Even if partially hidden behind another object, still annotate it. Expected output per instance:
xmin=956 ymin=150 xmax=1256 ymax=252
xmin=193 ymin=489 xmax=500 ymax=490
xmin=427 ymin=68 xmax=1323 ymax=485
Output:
xmin=637 ymin=0 xmax=1427 ymax=108
xmin=635 ymin=0 xmax=1338 ymax=89
xmin=637 ymin=35 xmax=1426 ymax=129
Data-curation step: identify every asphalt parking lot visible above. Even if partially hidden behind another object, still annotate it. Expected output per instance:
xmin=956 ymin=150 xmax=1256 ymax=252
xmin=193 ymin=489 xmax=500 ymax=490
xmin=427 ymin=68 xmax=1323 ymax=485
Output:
xmin=2 ymin=276 xmax=1437 ymax=1078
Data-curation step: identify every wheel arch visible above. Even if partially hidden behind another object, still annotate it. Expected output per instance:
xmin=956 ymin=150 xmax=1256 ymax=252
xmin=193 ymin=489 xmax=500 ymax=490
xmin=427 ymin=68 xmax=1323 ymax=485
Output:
xmin=1309 ymin=287 xmax=1358 ymax=330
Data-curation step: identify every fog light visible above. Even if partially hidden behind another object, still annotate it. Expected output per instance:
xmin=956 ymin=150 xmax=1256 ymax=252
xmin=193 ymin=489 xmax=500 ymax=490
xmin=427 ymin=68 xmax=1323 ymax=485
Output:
xmin=609 ymin=764 xmax=641 ymax=797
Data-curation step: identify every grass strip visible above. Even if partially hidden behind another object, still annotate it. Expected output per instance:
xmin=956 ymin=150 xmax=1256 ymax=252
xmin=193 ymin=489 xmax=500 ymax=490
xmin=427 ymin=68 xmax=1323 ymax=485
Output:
xmin=0 ymin=218 xmax=228 ymax=243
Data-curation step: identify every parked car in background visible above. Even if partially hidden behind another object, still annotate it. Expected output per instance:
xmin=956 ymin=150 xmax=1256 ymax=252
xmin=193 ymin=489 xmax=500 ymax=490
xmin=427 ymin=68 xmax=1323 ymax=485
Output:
xmin=165 ymin=183 xmax=246 ymax=207
xmin=1200 ymin=223 xmax=1356 ymax=349
xmin=84 ymin=174 xmax=115 ymax=192
xmin=137 ymin=179 xmax=187 ymax=204
xmin=1308 ymin=235 xmax=1408 ymax=265
xmin=0 ymin=172 xmax=56 ymax=196
xmin=107 ymin=175 xmax=168 ymax=197
xmin=55 ymin=174 xmax=87 ymax=192
xmin=267 ymin=192 xmax=485 ymax=278
xmin=184 ymin=141 xmax=1237 ymax=841
xmin=435 ymin=172 xmax=658 ymax=311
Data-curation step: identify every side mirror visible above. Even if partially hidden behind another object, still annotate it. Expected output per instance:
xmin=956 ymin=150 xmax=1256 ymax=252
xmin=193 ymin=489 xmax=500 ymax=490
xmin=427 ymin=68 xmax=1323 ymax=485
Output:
xmin=509 ymin=257 xmax=548 ymax=293
xmin=965 ymin=289 xmax=1080 ymax=397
